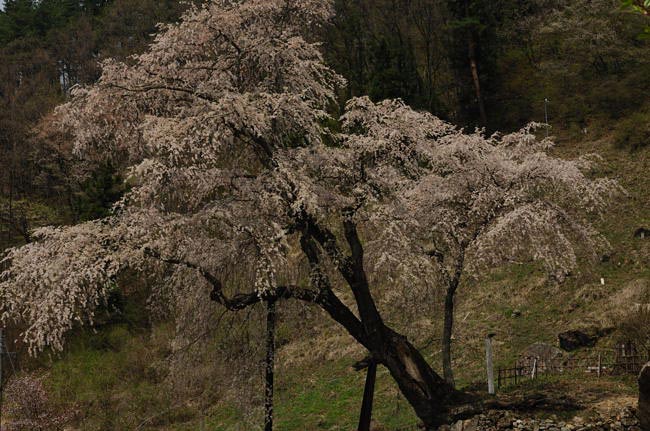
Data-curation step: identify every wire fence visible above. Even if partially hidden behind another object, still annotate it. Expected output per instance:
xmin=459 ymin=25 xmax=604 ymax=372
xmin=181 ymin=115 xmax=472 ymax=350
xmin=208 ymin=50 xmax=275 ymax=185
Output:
xmin=497 ymin=343 xmax=649 ymax=389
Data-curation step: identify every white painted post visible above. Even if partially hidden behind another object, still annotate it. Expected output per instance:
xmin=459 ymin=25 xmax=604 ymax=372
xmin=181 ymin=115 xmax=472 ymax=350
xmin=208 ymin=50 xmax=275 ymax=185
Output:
xmin=486 ymin=334 xmax=495 ymax=395
xmin=531 ymin=358 xmax=538 ymax=380
xmin=598 ymin=353 xmax=602 ymax=378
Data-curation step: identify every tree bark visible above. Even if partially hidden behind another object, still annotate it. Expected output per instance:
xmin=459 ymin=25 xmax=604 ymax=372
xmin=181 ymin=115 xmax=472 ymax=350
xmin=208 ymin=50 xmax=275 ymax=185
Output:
xmin=303 ymin=217 xmax=460 ymax=428
xmin=379 ymin=329 xmax=457 ymax=429
xmin=467 ymin=33 xmax=487 ymax=126
xmin=441 ymin=248 xmax=466 ymax=389
xmin=442 ymin=286 xmax=456 ymax=387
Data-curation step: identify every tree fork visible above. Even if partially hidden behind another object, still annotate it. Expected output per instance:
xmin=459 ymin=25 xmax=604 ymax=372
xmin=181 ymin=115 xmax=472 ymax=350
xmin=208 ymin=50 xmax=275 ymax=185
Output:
xmin=380 ymin=330 xmax=457 ymax=429
xmin=303 ymin=217 xmax=460 ymax=428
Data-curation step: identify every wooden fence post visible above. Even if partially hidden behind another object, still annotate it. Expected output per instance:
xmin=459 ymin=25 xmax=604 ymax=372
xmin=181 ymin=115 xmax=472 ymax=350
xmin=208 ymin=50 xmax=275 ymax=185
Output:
xmin=264 ymin=299 xmax=276 ymax=431
xmin=485 ymin=334 xmax=495 ymax=395
xmin=358 ymin=360 xmax=377 ymax=431
xmin=598 ymin=353 xmax=602 ymax=378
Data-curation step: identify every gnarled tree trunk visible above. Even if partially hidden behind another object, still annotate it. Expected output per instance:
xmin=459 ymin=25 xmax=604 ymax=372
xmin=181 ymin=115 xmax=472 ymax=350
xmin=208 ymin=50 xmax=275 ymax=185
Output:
xmin=300 ymin=216 xmax=460 ymax=429
xmin=204 ymin=214 xmax=462 ymax=429
xmin=379 ymin=328 xmax=457 ymax=428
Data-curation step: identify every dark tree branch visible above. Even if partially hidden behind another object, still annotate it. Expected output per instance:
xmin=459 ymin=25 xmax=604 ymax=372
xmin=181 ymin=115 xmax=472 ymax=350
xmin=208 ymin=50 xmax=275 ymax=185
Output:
xmin=144 ymin=246 xmax=368 ymax=347
xmin=107 ymin=83 xmax=220 ymax=104
xmin=295 ymin=208 xmax=384 ymax=347
xmin=341 ymin=213 xmax=384 ymax=333
xmin=299 ymin=234 xmax=369 ymax=348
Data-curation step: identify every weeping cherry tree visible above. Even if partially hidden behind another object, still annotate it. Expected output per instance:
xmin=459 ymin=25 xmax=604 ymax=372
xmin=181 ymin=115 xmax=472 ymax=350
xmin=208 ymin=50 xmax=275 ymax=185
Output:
xmin=0 ymin=0 xmax=620 ymax=428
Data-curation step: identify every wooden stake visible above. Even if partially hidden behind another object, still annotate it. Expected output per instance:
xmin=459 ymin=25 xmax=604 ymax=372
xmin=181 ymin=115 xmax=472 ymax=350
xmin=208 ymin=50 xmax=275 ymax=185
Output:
xmin=531 ymin=358 xmax=538 ymax=380
xmin=358 ymin=360 xmax=377 ymax=431
xmin=264 ymin=300 xmax=276 ymax=431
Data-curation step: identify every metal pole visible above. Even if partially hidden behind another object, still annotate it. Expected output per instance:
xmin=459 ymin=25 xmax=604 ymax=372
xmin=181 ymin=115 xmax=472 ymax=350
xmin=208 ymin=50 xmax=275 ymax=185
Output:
xmin=485 ymin=334 xmax=495 ymax=395
xmin=544 ymin=98 xmax=549 ymax=137
xmin=598 ymin=353 xmax=603 ymax=377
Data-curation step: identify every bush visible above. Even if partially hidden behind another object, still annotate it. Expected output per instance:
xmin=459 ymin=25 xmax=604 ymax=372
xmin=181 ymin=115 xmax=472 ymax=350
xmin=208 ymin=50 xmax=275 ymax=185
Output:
xmin=3 ymin=374 xmax=74 ymax=431
xmin=614 ymin=111 xmax=650 ymax=151
xmin=616 ymin=307 xmax=650 ymax=354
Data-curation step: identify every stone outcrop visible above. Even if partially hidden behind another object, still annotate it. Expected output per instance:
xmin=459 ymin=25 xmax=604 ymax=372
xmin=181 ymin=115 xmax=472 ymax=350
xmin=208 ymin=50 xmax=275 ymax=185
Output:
xmin=443 ymin=407 xmax=640 ymax=431
xmin=557 ymin=326 xmax=613 ymax=351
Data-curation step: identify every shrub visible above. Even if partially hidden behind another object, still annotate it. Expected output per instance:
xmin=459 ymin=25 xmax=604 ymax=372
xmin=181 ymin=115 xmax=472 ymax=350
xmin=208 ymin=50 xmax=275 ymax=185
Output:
xmin=616 ymin=307 xmax=650 ymax=354
xmin=3 ymin=374 xmax=74 ymax=431
xmin=614 ymin=111 xmax=650 ymax=151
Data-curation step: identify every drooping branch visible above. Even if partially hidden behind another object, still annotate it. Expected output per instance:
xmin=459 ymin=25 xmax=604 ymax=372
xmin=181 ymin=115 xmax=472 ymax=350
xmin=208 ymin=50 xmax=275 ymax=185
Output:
xmin=144 ymin=247 xmax=304 ymax=308
xmin=145 ymin=244 xmax=368 ymax=346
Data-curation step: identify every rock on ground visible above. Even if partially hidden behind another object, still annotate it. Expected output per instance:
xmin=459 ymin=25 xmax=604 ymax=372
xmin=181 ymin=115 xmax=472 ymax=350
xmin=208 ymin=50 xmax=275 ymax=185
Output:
xmin=442 ymin=407 xmax=641 ymax=431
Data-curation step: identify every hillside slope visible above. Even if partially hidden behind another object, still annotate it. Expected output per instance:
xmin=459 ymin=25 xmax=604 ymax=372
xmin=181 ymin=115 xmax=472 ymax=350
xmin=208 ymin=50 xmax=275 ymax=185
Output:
xmin=10 ymin=134 xmax=645 ymax=431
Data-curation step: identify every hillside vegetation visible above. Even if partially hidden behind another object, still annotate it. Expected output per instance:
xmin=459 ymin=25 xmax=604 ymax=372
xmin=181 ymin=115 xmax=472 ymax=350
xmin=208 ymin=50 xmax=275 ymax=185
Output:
xmin=20 ymin=131 xmax=644 ymax=431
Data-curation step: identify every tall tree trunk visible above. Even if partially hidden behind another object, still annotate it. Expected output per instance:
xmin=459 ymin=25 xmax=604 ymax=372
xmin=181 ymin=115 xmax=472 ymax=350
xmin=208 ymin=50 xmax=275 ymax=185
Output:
xmin=442 ymin=286 xmax=456 ymax=387
xmin=467 ymin=33 xmax=487 ymax=125
xmin=341 ymin=218 xmax=460 ymax=427
xmin=264 ymin=299 xmax=276 ymax=431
